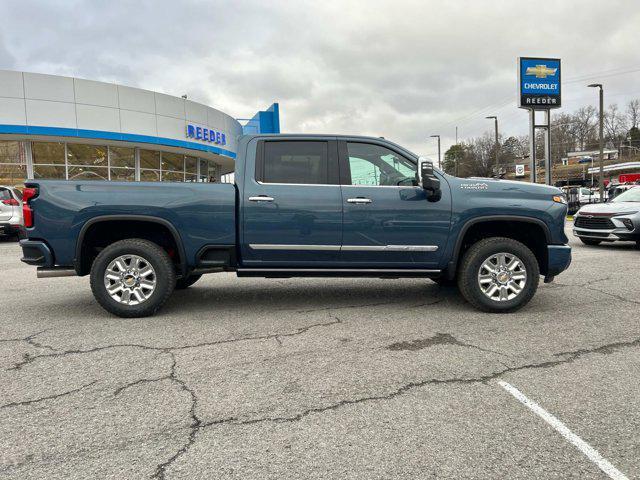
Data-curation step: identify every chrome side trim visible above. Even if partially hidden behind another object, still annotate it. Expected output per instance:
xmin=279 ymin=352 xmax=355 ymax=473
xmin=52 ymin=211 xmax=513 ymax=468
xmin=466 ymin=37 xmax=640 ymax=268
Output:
xmin=256 ymin=181 xmax=341 ymax=187
xmin=341 ymin=245 xmax=438 ymax=252
xmin=249 ymin=244 xmax=341 ymax=251
xmin=238 ymin=268 xmax=441 ymax=273
xmin=342 ymin=184 xmax=420 ymax=189
xmin=248 ymin=244 xmax=438 ymax=252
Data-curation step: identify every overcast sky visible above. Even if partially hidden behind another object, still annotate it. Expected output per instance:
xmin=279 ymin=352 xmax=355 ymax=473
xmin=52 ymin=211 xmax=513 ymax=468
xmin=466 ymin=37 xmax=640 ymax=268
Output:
xmin=1 ymin=0 xmax=639 ymax=158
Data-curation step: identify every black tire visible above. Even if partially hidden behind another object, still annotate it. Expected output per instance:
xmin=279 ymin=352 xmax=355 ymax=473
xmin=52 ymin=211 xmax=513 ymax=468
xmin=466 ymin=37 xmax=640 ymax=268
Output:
xmin=90 ymin=238 xmax=176 ymax=318
xmin=457 ymin=237 xmax=540 ymax=313
xmin=175 ymin=274 xmax=202 ymax=290
xmin=580 ymin=238 xmax=602 ymax=246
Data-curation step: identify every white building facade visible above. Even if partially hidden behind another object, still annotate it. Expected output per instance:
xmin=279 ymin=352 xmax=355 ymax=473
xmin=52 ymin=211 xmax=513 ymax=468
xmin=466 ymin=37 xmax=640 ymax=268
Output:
xmin=0 ymin=70 xmax=279 ymax=187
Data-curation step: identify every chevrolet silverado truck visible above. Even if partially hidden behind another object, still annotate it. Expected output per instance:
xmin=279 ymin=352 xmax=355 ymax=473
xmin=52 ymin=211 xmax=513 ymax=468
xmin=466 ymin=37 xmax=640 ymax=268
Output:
xmin=19 ymin=135 xmax=571 ymax=317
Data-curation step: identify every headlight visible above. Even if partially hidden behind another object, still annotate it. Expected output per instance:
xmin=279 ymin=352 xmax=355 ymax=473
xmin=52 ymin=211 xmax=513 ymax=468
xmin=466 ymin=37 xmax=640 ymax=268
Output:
xmin=553 ymin=195 xmax=567 ymax=204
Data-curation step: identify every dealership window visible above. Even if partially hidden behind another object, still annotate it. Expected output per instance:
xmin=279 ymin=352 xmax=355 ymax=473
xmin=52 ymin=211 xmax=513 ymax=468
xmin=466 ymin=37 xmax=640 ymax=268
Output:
xmin=13 ymin=140 xmax=224 ymax=184
xmin=185 ymin=156 xmax=198 ymax=182
xmin=67 ymin=144 xmax=109 ymax=181
xmin=161 ymin=152 xmax=185 ymax=182
xmin=0 ymin=140 xmax=28 ymax=186
xmin=32 ymin=141 xmax=66 ymax=180
xmin=109 ymin=146 xmax=135 ymax=182
xmin=199 ymin=158 xmax=221 ymax=182
xmin=140 ymin=149 xmax=161 ymax=182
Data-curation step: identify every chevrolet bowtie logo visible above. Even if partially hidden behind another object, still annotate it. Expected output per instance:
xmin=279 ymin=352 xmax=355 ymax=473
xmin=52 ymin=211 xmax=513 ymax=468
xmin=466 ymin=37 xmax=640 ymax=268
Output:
xmin=526 ymin=64 xmax=557 ymax=78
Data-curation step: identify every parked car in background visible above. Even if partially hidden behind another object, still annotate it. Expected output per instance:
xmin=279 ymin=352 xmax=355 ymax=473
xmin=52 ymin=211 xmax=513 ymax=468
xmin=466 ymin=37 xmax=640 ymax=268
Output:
xmin=573 ymin=185 xmax=640 ymax=247
xmin=562 ymin=186 xmax=600 ymax=215
xmin=0 ymin=186 xmax=24 ymax=239
xmin=607 ymin=183 xmax=637 ymax=202
xmin=578 ymin=187 xmax=599 ymax=205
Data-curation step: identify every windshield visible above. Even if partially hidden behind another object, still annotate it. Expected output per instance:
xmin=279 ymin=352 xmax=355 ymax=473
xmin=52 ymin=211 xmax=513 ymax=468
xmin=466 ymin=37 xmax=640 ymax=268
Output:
xmin=611 ymin=187 xmax=640 ymax=202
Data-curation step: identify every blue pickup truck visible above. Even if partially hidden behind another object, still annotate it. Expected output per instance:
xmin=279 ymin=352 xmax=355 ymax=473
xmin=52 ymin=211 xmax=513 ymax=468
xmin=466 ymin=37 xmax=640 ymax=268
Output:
xmin=19 ymin=135 xmax=571 ymax=317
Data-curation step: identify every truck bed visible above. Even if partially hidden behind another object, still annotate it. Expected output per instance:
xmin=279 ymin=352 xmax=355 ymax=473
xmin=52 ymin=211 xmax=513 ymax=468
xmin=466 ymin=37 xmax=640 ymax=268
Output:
xmin=25 ymin=180 xmax=236 ymax=269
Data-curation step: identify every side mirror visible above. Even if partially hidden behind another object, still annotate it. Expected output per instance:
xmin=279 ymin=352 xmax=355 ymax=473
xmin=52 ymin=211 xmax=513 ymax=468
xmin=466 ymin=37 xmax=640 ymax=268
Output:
xmin=420 ymin=160 xmax=441 ymax=202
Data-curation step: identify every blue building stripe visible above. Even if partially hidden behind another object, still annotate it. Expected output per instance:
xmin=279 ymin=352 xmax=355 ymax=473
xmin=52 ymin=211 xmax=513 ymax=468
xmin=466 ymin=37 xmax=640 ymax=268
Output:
xmin=0 ymin=124 xmax=237 ymax=159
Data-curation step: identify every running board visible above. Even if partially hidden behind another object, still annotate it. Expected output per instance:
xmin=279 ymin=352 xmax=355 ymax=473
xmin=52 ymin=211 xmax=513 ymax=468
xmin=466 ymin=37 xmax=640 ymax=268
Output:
xmin=236 ymin=268 xmax=440 ymax=278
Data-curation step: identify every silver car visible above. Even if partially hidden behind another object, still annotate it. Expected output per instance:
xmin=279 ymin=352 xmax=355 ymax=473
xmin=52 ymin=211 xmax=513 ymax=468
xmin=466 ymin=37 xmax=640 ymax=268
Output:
xmin=573 ymin=185 xmax=640 ymax=247
xmin=0 ymin=186 xmax=24 ymax=238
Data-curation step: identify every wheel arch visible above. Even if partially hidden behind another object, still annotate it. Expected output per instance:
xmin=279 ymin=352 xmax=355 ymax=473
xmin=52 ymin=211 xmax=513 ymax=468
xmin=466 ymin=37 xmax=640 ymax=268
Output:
xmin=447 ymin=215 xmax=551 ymax=279
xmin=75 ymin=215 xmax=187 ymax=276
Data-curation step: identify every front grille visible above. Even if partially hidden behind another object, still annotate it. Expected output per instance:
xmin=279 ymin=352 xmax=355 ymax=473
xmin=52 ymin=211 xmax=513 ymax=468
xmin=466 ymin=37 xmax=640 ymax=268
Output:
xmin=575 ymin=216 xmax=615 ymax=229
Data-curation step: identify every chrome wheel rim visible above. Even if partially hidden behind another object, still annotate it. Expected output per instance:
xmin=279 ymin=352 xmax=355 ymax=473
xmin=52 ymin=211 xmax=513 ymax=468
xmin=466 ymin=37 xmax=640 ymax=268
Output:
xmin=104 ymin=254 xmax=156 ymax=305
xmin=477 ymin=252 xmax=527 ymax=302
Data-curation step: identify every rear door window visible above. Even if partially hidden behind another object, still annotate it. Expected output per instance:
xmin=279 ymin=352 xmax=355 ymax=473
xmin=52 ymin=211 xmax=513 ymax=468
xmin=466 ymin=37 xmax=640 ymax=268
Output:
xmin=0 ymin=188 xmax=11 ymax=201
xmin=260 ymin=141 xmax=329 ymax=185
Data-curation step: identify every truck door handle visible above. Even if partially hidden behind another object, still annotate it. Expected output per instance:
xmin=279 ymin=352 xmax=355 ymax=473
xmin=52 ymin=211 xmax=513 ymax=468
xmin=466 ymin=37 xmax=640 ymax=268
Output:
xmin=249 ymin=195 xmax=274 ymax=202
xmin=347 ymin=197 xmax=372 ymax=204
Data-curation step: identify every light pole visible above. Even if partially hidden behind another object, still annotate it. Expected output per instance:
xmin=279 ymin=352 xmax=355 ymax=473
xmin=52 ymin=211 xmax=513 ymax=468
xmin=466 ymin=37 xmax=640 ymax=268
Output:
xmin=430 ymin=135 xmax=441 ymax=169
xmin=588 ymin=83 xmax=604 ymax=201
xmin=486 ymin=116 xmax=499 ymax=176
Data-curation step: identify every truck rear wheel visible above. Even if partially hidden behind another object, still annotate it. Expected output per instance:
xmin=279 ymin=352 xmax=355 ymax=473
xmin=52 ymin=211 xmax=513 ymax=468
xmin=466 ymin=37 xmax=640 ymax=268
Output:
xmin=90 ymin=239 xmax=176 ymax=318
xmin=457 ymin=237 xmax=539 ymax=313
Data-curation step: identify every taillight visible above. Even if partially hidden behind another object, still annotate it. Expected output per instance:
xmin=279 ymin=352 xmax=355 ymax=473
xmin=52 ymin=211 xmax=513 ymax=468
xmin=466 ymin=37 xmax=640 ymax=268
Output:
xmin=2 ymin=198 xmax=19 ymax=206
xmin=22 ymin=187 xmax=38 ymax=228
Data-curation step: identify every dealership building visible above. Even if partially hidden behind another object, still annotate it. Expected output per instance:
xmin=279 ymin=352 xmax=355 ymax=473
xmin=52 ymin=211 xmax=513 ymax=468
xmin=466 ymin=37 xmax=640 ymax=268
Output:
xmin=0 ymin=70 xmax=279 ymax=187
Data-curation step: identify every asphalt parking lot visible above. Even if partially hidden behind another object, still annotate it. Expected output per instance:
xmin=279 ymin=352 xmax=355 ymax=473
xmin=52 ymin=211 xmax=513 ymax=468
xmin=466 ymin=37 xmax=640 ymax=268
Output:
xmin=0 ymin=226 xmax=638 ymax=479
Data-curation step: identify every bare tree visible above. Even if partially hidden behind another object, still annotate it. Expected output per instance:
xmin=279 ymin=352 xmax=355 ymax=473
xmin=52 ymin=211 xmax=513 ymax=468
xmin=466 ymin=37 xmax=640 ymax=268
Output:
xmin=627 ymin=99 xmax=640 ymax=129
xmin=456 ymin=133 xmax=498 ymax=177
xmin=550 ymin=112 xmax=577 ymax=161
xmin=572 ymin=106 xmax=597 ymax=150
xmin=604 ymin=103 xmax=628 ymax=146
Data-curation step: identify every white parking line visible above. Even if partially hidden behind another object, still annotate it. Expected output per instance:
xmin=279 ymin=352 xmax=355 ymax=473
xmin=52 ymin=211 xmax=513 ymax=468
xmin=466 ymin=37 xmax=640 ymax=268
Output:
xmin=497 ymin=380 xmax=629 ymax=480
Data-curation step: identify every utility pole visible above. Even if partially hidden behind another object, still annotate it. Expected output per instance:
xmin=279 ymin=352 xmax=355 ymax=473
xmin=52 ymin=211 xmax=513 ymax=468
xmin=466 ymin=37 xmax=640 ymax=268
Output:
xmin=454 ymin=127 xmax=459 ymax=176
xmin=486 ymin=116 xmax=499 ymax=176
xmin=430 ymin=134 xmax=441 ymax=169
xmin=588 ymin=84 xmax=604 ymax=201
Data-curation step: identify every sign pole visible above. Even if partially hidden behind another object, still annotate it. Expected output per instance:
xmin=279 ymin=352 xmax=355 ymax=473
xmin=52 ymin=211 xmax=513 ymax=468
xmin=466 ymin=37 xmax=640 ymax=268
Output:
xmin=528 ymin=109 xmax=537 ymax=183
xmin=543 ymin=110 xmax=552 ymax=185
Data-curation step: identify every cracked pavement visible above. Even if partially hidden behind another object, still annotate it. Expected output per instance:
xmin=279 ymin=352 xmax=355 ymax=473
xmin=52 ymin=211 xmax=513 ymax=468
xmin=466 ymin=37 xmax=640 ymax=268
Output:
xmin=0 ymin=228 xmax=639 ymax=479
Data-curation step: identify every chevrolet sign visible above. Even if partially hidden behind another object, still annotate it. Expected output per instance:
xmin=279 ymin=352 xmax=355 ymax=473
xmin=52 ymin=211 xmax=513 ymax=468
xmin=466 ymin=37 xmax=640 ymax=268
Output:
xmin=518 ymin=57 xmax=561 ymax=109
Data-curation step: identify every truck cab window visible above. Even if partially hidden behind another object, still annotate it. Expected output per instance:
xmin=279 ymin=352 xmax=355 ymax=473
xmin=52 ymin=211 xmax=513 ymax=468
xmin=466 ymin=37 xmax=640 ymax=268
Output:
xmin=347 ymin=142 xmax=417 ymax=186
xmin=261 ymin=141 xmax=328 ymax=184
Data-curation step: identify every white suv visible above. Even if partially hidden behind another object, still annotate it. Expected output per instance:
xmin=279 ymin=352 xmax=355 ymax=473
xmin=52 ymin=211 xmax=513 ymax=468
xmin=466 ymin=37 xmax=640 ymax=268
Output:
xmin=0 ymin=186 xmax=24 ymax=239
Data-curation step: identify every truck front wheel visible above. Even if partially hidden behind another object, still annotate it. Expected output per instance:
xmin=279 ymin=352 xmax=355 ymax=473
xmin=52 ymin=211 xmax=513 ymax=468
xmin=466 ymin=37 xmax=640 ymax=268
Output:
xmin=457 ymin=237 xmax=539 ymax=313
xmin=90 ymin=239 xmax=176 ymax=318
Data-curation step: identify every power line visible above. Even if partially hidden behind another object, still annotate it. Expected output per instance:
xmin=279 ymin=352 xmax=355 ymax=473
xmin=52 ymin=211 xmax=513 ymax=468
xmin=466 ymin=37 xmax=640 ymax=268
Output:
xmin=433 ymin=63 xmax=640 ymax=134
